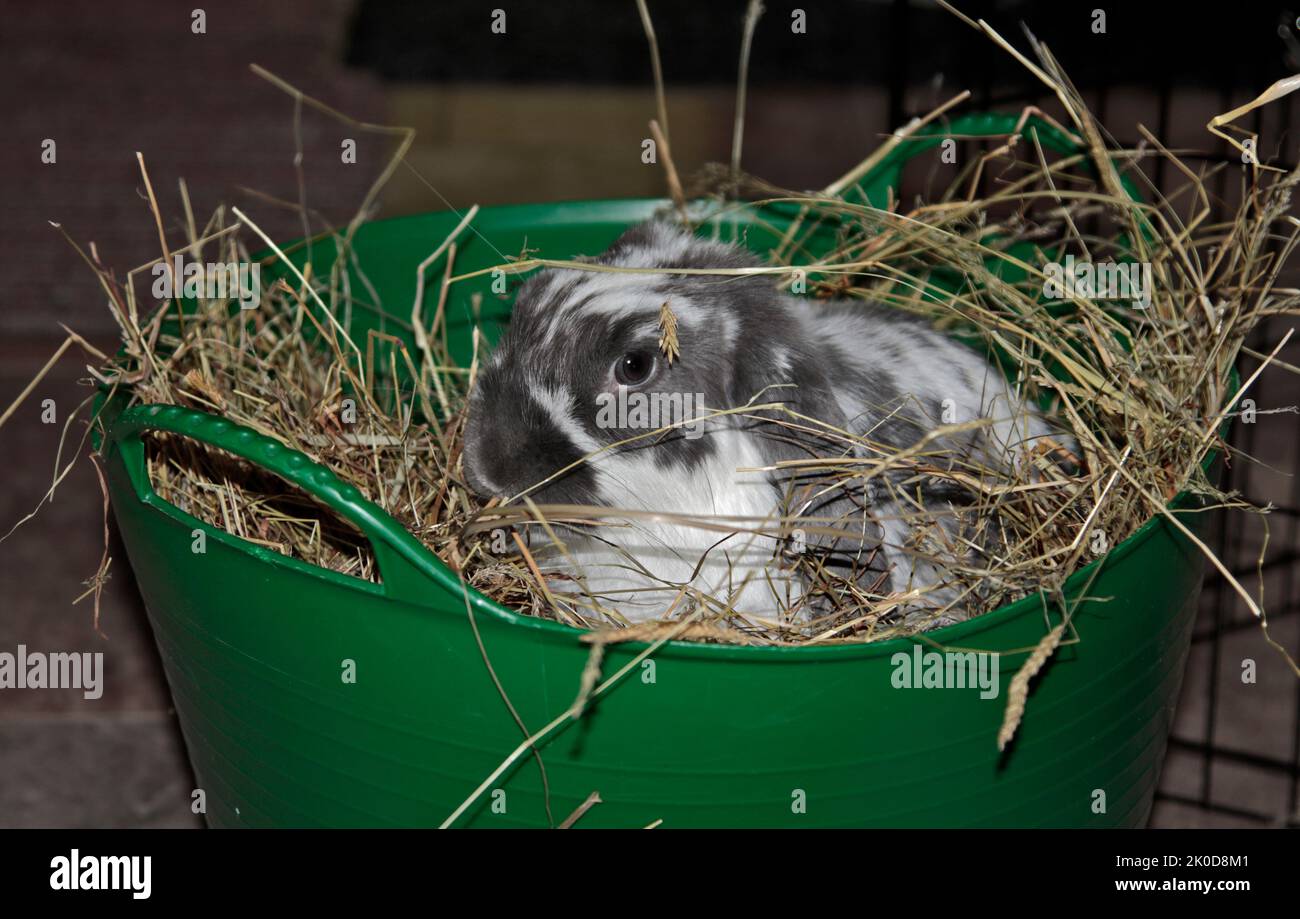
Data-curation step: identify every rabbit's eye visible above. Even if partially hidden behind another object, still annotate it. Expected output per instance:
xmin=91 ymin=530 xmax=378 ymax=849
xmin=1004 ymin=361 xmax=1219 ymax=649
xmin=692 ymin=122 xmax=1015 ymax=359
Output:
xmin=614 ymin=350 xmax=656 ymax=386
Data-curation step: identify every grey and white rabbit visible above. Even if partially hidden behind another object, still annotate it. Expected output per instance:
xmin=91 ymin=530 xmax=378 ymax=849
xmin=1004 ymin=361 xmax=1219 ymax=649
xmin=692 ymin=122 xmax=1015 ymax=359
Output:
xmin=461 ymin=221 xmax=1068 ymax=628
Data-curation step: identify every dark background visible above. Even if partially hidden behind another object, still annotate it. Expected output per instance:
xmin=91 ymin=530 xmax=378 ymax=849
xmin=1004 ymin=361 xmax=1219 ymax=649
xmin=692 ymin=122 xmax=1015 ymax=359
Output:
xmin=1 ymin=0 xmax=1298 ymax=827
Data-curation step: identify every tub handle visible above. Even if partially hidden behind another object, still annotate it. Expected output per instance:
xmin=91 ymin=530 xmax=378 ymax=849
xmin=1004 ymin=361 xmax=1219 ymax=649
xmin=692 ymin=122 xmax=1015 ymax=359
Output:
xmin=851 ymin=111 xmax=1144 ymax=208
xmin=107 ymin=402 xmax=462 ymax=607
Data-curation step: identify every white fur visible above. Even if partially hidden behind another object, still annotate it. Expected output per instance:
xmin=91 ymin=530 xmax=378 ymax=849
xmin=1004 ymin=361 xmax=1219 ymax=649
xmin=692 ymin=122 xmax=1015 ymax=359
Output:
xmin=539 ymin=426 xmax=803 ymax=623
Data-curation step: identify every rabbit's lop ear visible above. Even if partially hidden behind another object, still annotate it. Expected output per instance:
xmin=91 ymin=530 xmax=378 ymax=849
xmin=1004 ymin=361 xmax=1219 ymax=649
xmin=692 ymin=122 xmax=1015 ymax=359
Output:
xmin=729 ymin=335 xmax=849 ymax=467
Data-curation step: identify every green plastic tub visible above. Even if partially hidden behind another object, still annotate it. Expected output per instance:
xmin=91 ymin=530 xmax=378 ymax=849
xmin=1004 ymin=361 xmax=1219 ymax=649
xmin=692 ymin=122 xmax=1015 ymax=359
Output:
xmin=95 ymin=115 xmax=1217 ymax=827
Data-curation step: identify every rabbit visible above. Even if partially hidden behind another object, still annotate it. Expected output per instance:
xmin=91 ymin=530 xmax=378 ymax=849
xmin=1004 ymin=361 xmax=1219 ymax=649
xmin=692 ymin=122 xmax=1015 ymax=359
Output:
xmin=460 ymin=220 xmax=1070 ymax=630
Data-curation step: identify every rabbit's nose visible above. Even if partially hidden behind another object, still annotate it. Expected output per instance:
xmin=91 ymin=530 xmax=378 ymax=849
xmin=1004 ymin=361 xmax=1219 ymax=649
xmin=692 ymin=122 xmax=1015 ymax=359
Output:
xmin=465 ymin=425 xmax=600 ymax=505
xmin=461 ymin=413 xmax=560 ymax=500
xmin=463 ymin=377 xmax=602 ymax=502
xmin=461 ymin=415 xmax=514 ymax=499
xmin=462 ymin=453 xmax=502 ymax=499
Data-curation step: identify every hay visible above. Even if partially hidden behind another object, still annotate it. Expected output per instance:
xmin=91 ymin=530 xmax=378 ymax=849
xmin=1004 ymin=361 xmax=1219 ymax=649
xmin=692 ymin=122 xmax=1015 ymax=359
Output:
xmin=8 ymin=15 xmax=1298 ymax=669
